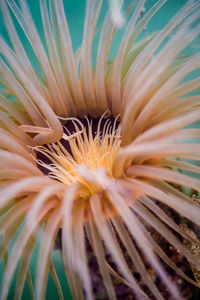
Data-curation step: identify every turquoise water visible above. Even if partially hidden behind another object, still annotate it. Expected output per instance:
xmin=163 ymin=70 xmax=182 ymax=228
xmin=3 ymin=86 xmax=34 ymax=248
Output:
xmin=0 ymin=0 xmax=199 ymax=299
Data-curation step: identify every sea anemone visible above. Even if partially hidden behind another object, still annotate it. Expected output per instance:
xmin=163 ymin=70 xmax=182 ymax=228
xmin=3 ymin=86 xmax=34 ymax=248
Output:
xmin=0 ymin=0 xmax=200 ymax=299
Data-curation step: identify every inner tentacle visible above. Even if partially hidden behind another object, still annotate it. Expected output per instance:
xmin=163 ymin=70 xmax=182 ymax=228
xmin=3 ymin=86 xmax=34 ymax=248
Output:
xmin=36 ymin=115 xmax=121 ymax=192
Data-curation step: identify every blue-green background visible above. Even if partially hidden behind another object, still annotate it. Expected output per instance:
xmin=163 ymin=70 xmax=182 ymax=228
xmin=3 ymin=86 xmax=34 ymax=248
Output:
xmin=0 ymin=0 xmax=199 ymax=299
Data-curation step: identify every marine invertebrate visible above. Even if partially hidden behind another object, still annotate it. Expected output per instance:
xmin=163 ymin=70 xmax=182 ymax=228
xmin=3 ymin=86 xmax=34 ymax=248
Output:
xmin=0 ymin=0 xmax=200 ymax=299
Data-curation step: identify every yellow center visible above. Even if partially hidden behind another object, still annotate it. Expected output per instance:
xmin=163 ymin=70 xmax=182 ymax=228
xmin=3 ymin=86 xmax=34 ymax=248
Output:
xmin=35 ymin=117 xmax=121 ymax=193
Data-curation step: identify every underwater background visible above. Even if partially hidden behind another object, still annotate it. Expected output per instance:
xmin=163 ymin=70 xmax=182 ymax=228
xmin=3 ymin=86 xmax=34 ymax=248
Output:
xmin=0 ymin=0 xmax=199 ymax=299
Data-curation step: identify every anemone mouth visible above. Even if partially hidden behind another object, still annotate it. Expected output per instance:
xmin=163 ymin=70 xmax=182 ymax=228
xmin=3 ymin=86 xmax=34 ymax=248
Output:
xmin=36 ymin=114 xmax=121 ymax=193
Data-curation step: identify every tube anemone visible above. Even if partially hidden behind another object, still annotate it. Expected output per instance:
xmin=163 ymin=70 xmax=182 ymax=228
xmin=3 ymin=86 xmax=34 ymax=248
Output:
xmin=0 ymin=0 xmax=200 ymax=299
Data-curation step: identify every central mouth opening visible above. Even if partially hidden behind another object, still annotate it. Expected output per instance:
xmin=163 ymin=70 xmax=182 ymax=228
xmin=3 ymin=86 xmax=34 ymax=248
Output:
xmin=36 ymin=115 xmax=121 ymax=192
